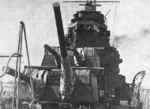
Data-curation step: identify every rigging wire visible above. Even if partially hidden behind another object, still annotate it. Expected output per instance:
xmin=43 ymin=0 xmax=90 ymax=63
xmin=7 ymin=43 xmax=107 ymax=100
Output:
xmin=22 ymin=22 xmax=35 ymax=108
xmin=109 ymin=1 xmax=119 ymax=47
xmin=22 ymin=22 xmax=31 ymax=69
xmin=111 ymin=2 xmax=118 ymax=35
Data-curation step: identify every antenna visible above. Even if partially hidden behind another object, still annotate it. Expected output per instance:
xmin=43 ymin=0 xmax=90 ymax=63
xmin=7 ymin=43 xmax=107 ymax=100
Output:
xmin=79 ymin=4 xmax=101 ymax=6
xmin=63 ymin=0 xmax=120 ymax=11
xmin=63 ymin=0 xmax=120 ymax=3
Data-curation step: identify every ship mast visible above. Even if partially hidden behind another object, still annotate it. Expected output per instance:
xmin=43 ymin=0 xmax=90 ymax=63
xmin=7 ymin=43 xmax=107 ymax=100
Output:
xmin=63 ymin=0 xmax=120 ymax=11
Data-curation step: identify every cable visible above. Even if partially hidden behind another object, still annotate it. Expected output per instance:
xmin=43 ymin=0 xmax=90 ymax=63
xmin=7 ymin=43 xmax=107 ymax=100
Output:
xmin=111 ymin=2 xmax=119 ymax=38
xmin=22 ymin=21 xmax=35 ymax=108
xmin=22 ymin=22 xmax=31 ymax=69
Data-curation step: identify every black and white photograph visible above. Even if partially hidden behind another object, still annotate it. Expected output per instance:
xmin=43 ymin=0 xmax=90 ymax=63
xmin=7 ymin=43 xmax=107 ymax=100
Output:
xmin=0 ymin=0 xmax=149 ymax=109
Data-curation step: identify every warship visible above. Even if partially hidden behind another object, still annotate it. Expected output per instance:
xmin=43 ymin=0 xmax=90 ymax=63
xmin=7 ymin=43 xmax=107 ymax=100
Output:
xmin=0 ymin=0 xmax=146 ymax=109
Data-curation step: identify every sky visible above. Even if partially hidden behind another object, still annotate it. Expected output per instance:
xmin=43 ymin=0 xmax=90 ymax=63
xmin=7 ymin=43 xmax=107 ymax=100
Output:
xmin=0 ymin=0 xmax=150 ymax=88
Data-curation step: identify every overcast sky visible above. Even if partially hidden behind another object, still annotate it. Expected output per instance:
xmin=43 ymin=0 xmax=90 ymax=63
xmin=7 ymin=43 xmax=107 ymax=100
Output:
xmin=0 ymin=0 xmax=150 ymax=88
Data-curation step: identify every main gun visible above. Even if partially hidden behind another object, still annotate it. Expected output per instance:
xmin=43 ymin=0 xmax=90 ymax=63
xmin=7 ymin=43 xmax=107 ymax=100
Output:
xmin=53 ymin=2 xmax=73 ymax=103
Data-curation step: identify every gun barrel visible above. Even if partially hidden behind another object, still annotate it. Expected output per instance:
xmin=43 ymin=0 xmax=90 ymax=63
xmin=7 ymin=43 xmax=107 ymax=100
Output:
xmin=53 ymin=2 xmax=73 ymax=101
xmin=53 ymin=2 xmax=67 ymax=58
